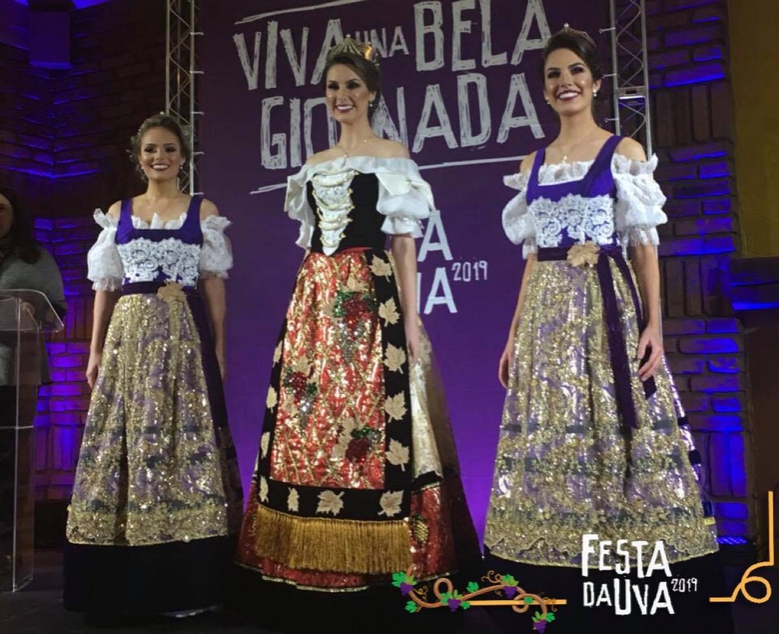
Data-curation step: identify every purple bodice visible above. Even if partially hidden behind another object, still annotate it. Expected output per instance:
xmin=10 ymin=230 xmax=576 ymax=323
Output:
xmin=116 ymin=196 xmax=204 ymax=288
xmin=525 ymin=135 xmax=623 ymax=250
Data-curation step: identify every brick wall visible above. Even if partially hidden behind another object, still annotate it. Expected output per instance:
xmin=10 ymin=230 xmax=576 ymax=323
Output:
xmin=0 ymin=0 xmax=165 ymax=502
xmin=647 ymin=0 xmax=754 ymax=541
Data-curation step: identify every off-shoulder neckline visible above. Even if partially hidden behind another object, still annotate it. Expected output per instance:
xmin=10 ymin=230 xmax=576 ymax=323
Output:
xmin=93 ymin=209 xmax=228 ymax=230
xmin=510 ymin=153 xmax=657 ymax=178
xmin=304 ymin=155 xmax=416 ymax=169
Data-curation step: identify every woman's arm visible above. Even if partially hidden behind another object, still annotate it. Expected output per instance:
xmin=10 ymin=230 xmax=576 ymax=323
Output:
xmin=199 ymin=198 xmax=228 ymax=380
xmin=86 ymin=289 xmax=119 ymax=388
xmin=498 ymin=152 xmax=536 ymax=388
xmin=200 ymin=276 xmax=227 ymax=380
xmin=630 ymin=243 xmax=663 ymax=380
xmin=391 ymin=234 xmax=420 ymax=362
xmin=499 ymin=253 xmax=536 ymax=388
xmin=616 ymin=137 xmax=664 ymax=380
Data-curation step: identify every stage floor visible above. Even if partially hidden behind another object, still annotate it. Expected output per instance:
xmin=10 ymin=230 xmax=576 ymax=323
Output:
xmin=0 ymin=551 xmax=775 ymax=633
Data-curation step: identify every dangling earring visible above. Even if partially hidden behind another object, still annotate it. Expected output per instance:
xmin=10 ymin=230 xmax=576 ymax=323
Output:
xmin=593 ymin=90 xmax=598 ymax=98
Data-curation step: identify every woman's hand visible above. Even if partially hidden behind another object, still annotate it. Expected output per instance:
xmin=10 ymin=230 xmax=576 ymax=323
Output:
xmin=86 ymin=351 xmax=102 ymax=389
xmin=498 ymin=340 xmax=513 ymax=389
xmin=637 ymin=322 xmax=664 ymax=381
xmin=404 ymin=316 xmax=420 ymax=364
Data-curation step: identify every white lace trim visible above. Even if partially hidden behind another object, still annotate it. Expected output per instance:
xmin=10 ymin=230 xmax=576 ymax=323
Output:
xmin=532 ymin=193 xmax=616 ymax=247
xmin=309 ymin=169 xmax=358 ymax=256
xmin=117 ymin=237 xmax=201 ymax=286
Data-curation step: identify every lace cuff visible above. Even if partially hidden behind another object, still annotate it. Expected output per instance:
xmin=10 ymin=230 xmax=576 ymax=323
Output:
xmin=501 ymin=173 xmax=536 ymax=258
xmin=613 ymin=154 xmax=668 ymax=246
xmin=199 ymin=215 xmax=233 ymax=279
xmin=87 ymin=210 xmax=124 ymax=291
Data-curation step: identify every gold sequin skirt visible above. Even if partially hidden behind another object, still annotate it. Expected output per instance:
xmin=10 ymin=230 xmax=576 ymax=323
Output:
xmin=236 ymin=249 xmax=479 ymax=591
xmin=66 ymin=291 xmax=243 ymax=547
xmin=484 ymin=259 xmax=719 ymax=568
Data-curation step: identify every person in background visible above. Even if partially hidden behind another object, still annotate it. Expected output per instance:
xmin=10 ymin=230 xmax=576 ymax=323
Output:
xmin=0 ymin=184 xmax=66 ymax=413
xmin=0 ymin=185 xmax=66 ymax=576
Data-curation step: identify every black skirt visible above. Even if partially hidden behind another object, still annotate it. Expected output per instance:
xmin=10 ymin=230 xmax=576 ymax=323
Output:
xmin=227 ymin=562 xmax=485 ymax=634
xmin=63 ymin=536 xmax=235 ymax=617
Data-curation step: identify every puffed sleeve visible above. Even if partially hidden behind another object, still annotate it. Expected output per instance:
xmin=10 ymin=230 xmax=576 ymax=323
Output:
xmin=613 ymin=154 xmax=668 ymax=248
xmin=501 ymin=172 xmax=536 ymax=259
xmin=87 ymin=210 xmax=124 ymax=291
xmin=199 ymin=215 xmax=233 ymax=279
xmin=284 ymin=166 xmax=315 ymax=249
xmin=375 ymin=160 xmax=434 ymax=237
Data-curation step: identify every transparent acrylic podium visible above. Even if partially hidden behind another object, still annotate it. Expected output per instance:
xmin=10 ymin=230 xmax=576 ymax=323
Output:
xmin=0 ymin=290 xmax=63 ymax=592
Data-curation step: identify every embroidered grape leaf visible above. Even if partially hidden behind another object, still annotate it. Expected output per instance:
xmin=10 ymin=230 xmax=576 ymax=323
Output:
xmin=566 ymin=241 xmax=600 ymax=268
xmin=259 ymin=476 xmax=269 ymax=503
xmin=287 ymin=487 xmax=299 ymax=512
xmin=370 ymin=256 xmax=393 ymax=279
xmin=545 ymin=613 xmax=556 ymax=622
xmin=260 ymin=432 xmax=270 ymax=459
xmin=383 ymin=344 xmax=407 ymax=374
xmin=384 ymin=393 xmax=407 ymax=422
xmin=466 ymin=581 xmax=479 ymax=593
xmin=157 ymin=281 xmax=186 ymax=303
xmin=392 ymin=572 xmax=405 ymax=587
xmin=345 ymin=273 xmax=368 ymax=292
xmin=461 ymin=601 xmax=471 ymax=610
xmin=379 ymin=298 xmax=400 ymax=326
xmin=405 ymin=600 xmax=419 ymax=614
xmin=523 ymin=596 xmax=533 ymax=605
xmin=273 ymin=341 xmax=283 ymax=365
xmin=331 ymin=436 xmax=349 ymax=460
xmin=502 ymin=574 xmax=517 ymax=586
xmin=316 ymin=490 xmax=345 ymax=516
xmin=290 ymin=356 xmax=312 ymax=376
xmin=379 ymin=490 xmax=404 ymax=517
xmin=332 ymin=418 xmax=358 ymax=459
xmin=386 ymin=440 xmax=410 ymax=471
xmin=266 ymin=386 xmax=278 ymax=410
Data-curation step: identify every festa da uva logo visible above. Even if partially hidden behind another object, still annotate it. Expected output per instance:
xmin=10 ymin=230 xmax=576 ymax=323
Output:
xmin=581 ymin=534 xmax=679 ymax=616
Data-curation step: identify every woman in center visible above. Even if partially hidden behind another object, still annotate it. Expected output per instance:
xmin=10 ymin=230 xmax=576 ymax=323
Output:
xmin=235 ymin=37 xmax=479 ymax=632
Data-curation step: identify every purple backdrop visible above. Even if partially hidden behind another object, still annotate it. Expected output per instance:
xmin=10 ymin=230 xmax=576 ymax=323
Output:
xmin=200 ymin=0 xmax=609 ymax=540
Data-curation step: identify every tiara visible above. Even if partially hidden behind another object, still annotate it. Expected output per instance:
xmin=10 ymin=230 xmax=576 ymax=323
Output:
xmin=561 ymin=23 xmax=596 ymax=46
xmin=327 ymin=34 xmax=379 ymax=68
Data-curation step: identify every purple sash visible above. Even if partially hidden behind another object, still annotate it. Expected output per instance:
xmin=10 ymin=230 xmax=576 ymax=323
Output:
xmin=530 ymin=136 xmax=656 ymax=434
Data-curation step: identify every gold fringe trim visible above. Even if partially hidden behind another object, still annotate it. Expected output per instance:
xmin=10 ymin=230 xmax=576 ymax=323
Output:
xmin=252 ymin=505 xmax=412 ymax=574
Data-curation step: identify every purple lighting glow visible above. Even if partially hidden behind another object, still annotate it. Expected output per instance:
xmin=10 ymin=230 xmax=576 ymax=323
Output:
xmin=12 ymin=0 xmax=115 ymax=8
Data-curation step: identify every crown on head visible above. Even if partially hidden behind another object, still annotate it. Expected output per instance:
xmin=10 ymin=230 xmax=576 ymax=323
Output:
xmin=561 ymin=23 xmax=596 ymax=46
xmin=327 ymin=34 xmax=379 ymax=68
